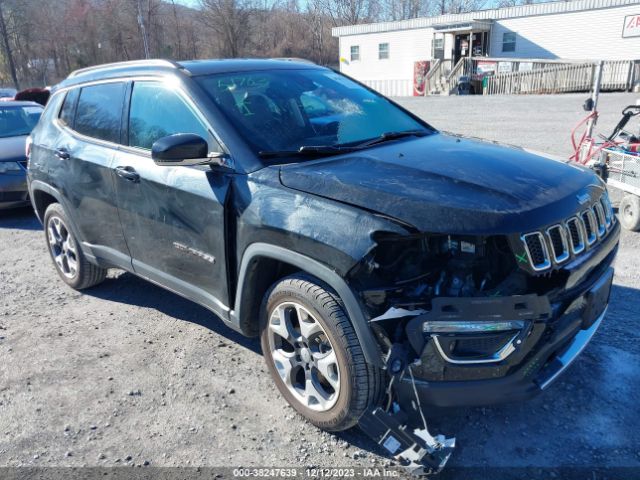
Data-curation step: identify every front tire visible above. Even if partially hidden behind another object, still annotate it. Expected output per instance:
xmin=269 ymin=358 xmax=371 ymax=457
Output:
xmin=43 ymin=203 xmax=107 ymax=289
xmin=260 ymin=274 xmax=383 ymax=431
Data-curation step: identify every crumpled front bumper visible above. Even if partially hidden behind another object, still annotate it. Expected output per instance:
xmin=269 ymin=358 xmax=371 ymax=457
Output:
xmin=395 ymin=265 xmax=613 ymax=410
xmin=359 ymin=258 xmax=615 ymax=475
xmin=397 ymin=303 xmax=608 ymax=410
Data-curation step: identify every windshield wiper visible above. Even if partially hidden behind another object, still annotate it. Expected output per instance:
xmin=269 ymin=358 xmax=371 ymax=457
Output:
xmin=258 ymin=145 xmax=359 ymax=159
xmin=354 ymin=129 xmax=430 ymax=149
xmin=258 ymin=130 xmax=430 ymax=159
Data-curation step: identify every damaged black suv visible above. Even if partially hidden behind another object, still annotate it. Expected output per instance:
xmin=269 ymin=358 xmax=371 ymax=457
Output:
xmin=28 ymin=59 xmax=619 ymax=471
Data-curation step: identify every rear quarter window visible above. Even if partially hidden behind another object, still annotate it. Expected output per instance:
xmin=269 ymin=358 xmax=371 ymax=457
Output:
xmin=29 ymin=92 xmax=63 ymax=144
xmin=58 ymin=89 xmax=79 ymax=128
xmin=74 ymin=82 xmax=126 ymax=144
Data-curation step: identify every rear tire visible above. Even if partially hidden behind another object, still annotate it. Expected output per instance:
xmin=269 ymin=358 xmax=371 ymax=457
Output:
xmin=43 ymin=203 xmax=107 ymax=289
xmin=619 ymin=194 xmax=640 ymax=231
xmin=260 ymin=273 xmax=383 ymax=431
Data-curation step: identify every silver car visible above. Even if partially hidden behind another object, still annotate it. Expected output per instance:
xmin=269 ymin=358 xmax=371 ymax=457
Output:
xmin=0 ymin=101 xmax=43 ymax=209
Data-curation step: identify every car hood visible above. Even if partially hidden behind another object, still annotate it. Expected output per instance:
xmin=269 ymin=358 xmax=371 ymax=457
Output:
xmin=0 ymin=135 xmax=27 ymax=162
xmin=279 ymin=133 xmax=603 ymax=235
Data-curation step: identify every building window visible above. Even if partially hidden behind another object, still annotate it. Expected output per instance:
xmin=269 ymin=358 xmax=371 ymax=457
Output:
xmin=378 ymin=43 xmax=389 ymax=60
xmin=433 ymin=38 xmax=444 ymax=50
xmin=350 ymin=45 xmax=360 ymax=62
xmin=502 ymin=32 xmax=516 ymax=53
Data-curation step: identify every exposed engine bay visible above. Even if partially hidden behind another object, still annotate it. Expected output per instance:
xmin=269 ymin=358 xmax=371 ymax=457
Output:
xmin=353 ymin=233 xmax=526 ymax=313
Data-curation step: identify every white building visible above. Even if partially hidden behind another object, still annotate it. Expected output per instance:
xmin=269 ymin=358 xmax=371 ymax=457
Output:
xmin=332 ymin=0 xmax=640 ymax=96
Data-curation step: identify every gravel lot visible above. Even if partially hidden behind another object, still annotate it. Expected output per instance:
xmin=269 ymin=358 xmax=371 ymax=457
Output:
xmin=1 ymin=93 xmax=639 ymax=477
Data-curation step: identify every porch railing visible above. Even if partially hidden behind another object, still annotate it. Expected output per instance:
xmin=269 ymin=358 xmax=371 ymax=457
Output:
xmin=361 ymin=78 xmax=413 ymax=97
xmin=424 ymin=59 xmax=452 ymax=95
xmin=355 ymin=58 xmax=639 ymax=97
xmin=445 ymin=58 xmax=473 ymax=94
xmin=483 ymin=59 xmax=638 ymax=95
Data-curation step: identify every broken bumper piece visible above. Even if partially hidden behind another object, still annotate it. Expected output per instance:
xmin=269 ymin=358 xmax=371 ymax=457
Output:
xmin=359 ymin=345 xmax=455 ymax=476
xmin=360 ymin=406 xmax=455 ymax=475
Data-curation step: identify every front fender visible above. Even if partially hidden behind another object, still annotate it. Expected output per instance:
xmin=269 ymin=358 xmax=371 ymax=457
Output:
xmin=231 ymin=243 xmax=385 ymax=367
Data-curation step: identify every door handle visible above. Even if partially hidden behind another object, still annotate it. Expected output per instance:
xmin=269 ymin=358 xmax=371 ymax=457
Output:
xmin=55 ymin=148 xmax=70 ymax=160
xmin=114 ymin=166 xmax=140 ymax=183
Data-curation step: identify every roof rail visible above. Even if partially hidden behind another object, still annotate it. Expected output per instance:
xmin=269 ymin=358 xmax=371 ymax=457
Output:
xmin=68 ymin=59 xmax=183 ymax=78
xmin=272 ymin=57 xmax=316 ymax=65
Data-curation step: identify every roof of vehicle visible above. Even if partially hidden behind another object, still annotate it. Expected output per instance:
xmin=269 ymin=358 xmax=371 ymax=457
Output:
xmin=0 ymin=100 xmax=43 ymax=108
xmin=55 ymin=58 xmax=326 ymax=90
xmin=179 ymin=58 xmax=323 ymax=75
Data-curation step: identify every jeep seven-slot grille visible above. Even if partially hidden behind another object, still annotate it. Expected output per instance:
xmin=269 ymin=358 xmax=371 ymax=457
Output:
xmin=581 ymin=210 xmax=596 ymax=245
xmin=547 ymin=225 xmax=569 ymax=263
xmin=566 ymin=217 xmax=585 ymax=254
xmin=522 ymin=233 xmax=550 ymax=270
xmin=520 ymin=192 xmax=615 ymax=272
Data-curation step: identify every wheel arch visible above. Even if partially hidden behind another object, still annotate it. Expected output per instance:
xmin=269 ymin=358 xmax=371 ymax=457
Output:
xmin=31 ymin=185 xmax=59 ymax=223
xmin=30 ymin=181 xmax=87 ymax=247
xmin=230 ymin=243 xmax=384 ymax=367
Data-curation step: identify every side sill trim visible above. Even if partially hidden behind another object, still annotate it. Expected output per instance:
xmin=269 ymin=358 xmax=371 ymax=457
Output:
xmin=132 ymin=259 xmax=232 ymax=324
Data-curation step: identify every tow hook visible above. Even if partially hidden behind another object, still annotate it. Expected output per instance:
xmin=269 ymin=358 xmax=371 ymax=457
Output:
xmin=359 ymin=343 xmax=456 ymax=475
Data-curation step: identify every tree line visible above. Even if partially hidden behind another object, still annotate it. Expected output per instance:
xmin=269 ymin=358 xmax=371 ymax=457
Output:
xmin=0 ymin=0 xmax=538 ymax=89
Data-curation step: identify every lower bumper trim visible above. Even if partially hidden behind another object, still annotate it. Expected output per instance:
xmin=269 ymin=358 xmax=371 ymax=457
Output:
xmin=537 ymin=305 xmax=606 ymax=390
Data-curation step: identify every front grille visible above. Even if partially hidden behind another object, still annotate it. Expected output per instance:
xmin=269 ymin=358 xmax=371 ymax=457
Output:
xmin=519 ymin=191 xmax=615 ymax=272
xmin=581 ymin=210 xmax=597 ymax=245
xmin=601 ymin=196 xmax=613 ymax=227
xmin=547 ymin=225 xmax=569 ymax=263
xmin=593 ymin=203 xmax=606 ymax=236
xmin=566 ymin=217 xmax=585 ymax=254
xmin=522 ymin=232 xmax=551 ymax=271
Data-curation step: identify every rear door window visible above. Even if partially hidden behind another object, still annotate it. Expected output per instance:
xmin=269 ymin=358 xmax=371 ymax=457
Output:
xmin=74 ymin=82 xmax=126 ymax=143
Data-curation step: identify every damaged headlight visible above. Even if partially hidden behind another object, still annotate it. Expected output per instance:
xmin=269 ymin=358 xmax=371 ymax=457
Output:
xmin=355 ymin=232 xmax=525 ymax=315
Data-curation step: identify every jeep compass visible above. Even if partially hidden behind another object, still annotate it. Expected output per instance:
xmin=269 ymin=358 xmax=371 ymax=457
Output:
xmin=27 ymin=59 xmax=619 ymax=472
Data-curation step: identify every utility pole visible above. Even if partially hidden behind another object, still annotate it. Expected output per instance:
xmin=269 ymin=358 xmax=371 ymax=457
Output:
xmin=136 ymin=0 xmax=150 ymax=59
xmin=0 ymin=0 xmax=19 ymax=89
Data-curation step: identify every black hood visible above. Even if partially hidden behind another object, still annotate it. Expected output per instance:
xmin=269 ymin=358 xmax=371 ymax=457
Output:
xmin=279 ymin=133 xmax=604 ymax=235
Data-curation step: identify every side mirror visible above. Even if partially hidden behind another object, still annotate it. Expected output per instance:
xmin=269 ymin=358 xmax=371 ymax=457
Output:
xmin=152 ymin=133 xmax=213 ymax=166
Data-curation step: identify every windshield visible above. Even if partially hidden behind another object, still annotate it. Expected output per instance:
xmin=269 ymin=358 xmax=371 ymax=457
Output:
xmin=0 ymin=88 xmax=16 ymax=98
xmin=0 ymin=105 xmax=43 ymax=138
xmin=195 ymin=69 xmax=432 ymax=155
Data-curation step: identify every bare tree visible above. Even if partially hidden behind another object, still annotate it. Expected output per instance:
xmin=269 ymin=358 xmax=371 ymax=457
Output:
xmin=200 ymin=0 xmax=253 ymax=58
xmin=0 ymin=0 xmax=20 ymax=88
xmin=305 ymin=0 xmax=336 ymax=65
xmin=310 ymin=0 xmax=380 ymax=27
xmin=447 ymin=0 xmax=486 ymax=13
xmin=170 ymin=0 xmax=184 ymax=59
xmin=0 ymin=0 xmax=362 ymax=86
xmin=384 ymin=0 xmax=432 ymax=20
